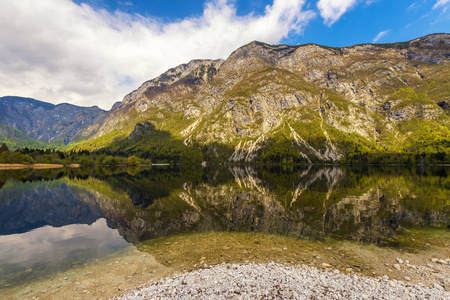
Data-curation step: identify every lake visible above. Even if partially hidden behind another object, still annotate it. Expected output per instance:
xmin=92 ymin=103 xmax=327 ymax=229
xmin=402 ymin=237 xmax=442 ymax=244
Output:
xmin=0 ymin=165 xmax=449 ymax=297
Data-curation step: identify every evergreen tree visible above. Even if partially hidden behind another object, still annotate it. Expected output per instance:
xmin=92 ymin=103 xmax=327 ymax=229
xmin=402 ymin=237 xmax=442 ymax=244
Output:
xmin=0 ymin=143 xmax=8 ymax=154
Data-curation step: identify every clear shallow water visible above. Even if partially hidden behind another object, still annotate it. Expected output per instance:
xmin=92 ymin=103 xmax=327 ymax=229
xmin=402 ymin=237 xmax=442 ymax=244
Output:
xmin=0 ymin=218 xmax=129 ymax=288
xmin=0 ymin=165 xmax=448 ymax=290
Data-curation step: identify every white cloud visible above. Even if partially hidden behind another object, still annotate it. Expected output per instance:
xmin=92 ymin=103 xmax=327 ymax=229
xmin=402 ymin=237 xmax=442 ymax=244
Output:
xmin=317 ymin=0 xmax=358 ymax=26
xmin=407 ymin=2 xmax=416 ymax=10
xmin=372 ymin=30 xmax=390 ymax=43
xmin=434 ymin=0 xmax=450 ymax=9
xmin=0 ymin=218 xmax=127 ymax=265
xmin=0 ymin=0 xmax=315 ymax=110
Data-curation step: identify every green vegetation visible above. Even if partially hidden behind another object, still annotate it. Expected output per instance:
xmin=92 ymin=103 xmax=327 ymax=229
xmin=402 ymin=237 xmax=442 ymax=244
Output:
xmin=127 ymin=155 xmax=140 ymax=166
xmin=0 ymin=143 xmax=8 ymax=154
xmin=0 ymin=147 xmax=151 ymax=166
xmin=99 ymin=122 xmax=205 ymax=164
xmin=0 ymin=151 xmax=35 ymax=165
xmin=388 ymin=87 xmax=435 ymax=108
xmin=0 ymin=123 xmax=88 ymax=151
xmin=0 ymin=124 xmax=48 ymax=150
xmin=258 ymin=137 xmax=309 ymax=164
xmin=71 ymin=129 xmax=130 ymax=152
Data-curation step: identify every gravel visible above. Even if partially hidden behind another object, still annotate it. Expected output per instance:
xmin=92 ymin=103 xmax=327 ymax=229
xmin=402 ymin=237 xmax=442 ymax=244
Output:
xmin=117 ymin=262 xmax=450 ymax=300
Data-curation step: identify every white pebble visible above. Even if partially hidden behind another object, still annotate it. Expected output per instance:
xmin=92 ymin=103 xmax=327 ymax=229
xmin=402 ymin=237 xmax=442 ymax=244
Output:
xmin=116 ymin=263 xmax=450 ymax=300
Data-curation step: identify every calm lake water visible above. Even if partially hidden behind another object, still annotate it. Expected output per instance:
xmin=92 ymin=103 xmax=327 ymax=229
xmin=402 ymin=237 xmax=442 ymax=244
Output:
xmin=0 ymin=165 xmax=449 ymax=290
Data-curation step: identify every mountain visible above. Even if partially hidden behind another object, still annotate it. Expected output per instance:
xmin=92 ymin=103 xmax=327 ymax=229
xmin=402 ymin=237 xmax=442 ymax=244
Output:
xmin=0 ymin=96 xmax=108 ymax=146
xmin=79 ymin=33 xmax=449 ymax=164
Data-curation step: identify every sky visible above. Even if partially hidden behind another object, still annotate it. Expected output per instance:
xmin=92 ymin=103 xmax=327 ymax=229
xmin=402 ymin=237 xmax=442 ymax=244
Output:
xmin=0 ymin=0 xmax=448 ymax=110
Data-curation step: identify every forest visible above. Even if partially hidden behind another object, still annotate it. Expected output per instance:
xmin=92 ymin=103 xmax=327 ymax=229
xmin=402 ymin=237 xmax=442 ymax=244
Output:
xmin=0 ymin=144 xmax=150 ymax=166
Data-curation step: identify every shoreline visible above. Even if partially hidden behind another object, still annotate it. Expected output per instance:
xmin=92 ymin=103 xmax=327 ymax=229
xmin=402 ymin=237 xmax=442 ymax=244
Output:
xmin=0 ymin=163 xmax=448 ymax=170
xmin=0 ymin=163 xmax=65 ymax=170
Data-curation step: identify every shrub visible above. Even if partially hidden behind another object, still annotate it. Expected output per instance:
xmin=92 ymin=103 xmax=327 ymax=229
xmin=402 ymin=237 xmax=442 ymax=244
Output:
xmin=11 ymin=153 xmax=35 ymax=164
xmin=127 ymin=155 xmax=140 ymax=166
xmin=79 ymin=156 xmax=95 ymax=166
xmin=102 ymin=155 xmax=117 ymax=165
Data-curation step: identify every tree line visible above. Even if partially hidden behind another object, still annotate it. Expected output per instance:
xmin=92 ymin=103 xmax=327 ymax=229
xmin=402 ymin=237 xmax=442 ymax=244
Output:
xmin=0 ymin=144 xmax=150 ymax=166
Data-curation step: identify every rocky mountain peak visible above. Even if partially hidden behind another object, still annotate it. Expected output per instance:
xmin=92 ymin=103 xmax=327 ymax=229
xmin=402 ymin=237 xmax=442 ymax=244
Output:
xmin=119 ymin=58 xmax=224 ymax=109
xmin=409 ymin=33 xmax=450 ymax=49
xmin=406 ymin=33 xmax=450 ymax=64
xmin=229 ymin=41 xmax=297 ymax=61
xmin=218 ymin=41 xmax=298 ymax=76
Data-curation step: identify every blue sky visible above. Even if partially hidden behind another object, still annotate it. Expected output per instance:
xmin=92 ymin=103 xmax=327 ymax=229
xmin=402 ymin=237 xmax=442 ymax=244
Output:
xmin=0 ymin=0 xmax=449 ymax=109
xmin=76 ymin=0 xmax=449 ymax=46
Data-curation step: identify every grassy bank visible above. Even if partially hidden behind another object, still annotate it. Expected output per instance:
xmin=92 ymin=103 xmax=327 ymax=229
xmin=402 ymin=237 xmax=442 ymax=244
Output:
xmin=0 ymin=163 xmax=65 ymax=170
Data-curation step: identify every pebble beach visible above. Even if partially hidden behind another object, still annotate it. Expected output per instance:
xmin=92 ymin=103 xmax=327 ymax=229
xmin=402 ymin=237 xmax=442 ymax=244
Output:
xmin=117 ymin=262 xmax=450 ymax=300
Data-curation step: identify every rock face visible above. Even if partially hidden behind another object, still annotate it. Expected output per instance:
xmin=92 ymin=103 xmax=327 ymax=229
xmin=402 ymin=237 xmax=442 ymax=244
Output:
xmin=88 ymin=33 xmax=450 ymax=162
xmin=0 ymin=96 xmax=108 ymax=144
xmin=93 ymin=59 xmax=224 ymax=139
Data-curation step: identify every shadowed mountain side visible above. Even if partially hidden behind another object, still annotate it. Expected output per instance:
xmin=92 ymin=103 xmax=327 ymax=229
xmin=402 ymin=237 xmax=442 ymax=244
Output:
xmin=98 ymin=121 xmax=236 ymax=164
xmin=98 ymin=121 xmax=372 ymax=164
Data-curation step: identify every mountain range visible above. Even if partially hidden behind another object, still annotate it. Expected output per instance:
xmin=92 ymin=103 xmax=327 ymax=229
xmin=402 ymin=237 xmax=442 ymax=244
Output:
xmin=1 ymin=33 xmax=449 ymax=163
xmin=0 ymin=96 xmax=107 ymax=148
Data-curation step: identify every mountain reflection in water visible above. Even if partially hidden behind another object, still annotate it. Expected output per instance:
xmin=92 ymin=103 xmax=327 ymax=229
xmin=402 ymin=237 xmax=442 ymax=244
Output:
xmin=0 ymin=165 xmax=448 ymax=247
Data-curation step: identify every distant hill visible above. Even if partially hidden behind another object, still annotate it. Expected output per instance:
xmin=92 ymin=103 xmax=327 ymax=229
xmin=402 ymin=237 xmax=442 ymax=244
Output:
xmin=0 ymin=96 xmax=108 ymax=145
